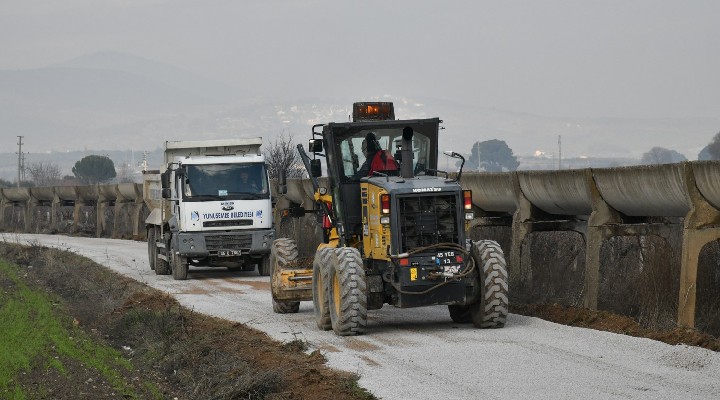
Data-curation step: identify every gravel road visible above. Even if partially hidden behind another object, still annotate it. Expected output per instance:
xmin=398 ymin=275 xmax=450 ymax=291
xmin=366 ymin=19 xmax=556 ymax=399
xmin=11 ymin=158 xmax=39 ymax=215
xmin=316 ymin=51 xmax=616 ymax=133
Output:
xmin=7 ymin=233 xmax=720 ymax=400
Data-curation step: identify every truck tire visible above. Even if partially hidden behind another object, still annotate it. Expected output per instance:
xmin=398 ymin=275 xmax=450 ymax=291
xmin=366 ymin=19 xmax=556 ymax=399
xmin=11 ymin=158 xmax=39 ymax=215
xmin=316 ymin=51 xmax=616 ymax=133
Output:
xmin=312 ymin=247 xmax=334 ymax=330
xmin=328 ymin=247 xmax=367 ymax=336
xmin=469 ymin=240 xmax=508 ymax=328
xmin=270 ymin=238 xmax=300 ymax=314
xmin=147 ymin=228 xmax=156 ymax=271
xmin=154 ymin=227 xmax=171 ymax=275
xmin=258 ymin=255 xmax=271 ymax=276
xmin=172 ymin=248 xmax=188 ymax=280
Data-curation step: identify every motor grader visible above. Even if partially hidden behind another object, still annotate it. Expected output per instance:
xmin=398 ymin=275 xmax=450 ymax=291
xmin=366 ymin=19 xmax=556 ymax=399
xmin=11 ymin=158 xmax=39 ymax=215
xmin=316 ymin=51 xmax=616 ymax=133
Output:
xmin=270 ymin=102 xmax=508 ymax=336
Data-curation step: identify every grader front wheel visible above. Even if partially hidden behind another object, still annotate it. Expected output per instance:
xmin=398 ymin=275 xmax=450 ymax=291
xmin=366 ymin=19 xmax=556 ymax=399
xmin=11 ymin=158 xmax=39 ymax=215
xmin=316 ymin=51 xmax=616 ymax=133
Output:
xmin=469 ymin=240 xmax=509 ymax=328
xmin=328 ymin=248 xmax=367 ymax=336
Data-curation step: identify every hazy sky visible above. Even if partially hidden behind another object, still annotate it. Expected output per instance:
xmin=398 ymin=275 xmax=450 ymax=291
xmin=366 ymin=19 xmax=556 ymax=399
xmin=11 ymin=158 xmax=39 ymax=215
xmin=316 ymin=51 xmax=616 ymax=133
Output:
xmin=1 ymin=0 xmax=719 ymax=119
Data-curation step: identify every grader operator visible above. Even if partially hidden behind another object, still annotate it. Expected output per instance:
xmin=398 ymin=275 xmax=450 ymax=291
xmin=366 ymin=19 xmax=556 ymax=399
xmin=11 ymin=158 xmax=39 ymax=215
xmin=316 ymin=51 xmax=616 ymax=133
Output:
xmin=271 ymin=102 xmax=508 ymax=336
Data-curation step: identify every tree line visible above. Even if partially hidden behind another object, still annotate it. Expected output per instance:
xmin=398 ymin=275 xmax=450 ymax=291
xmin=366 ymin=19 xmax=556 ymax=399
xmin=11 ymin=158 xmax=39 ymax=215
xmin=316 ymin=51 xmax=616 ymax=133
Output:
xmin=3 ymin=129 xmax=720 ymax=188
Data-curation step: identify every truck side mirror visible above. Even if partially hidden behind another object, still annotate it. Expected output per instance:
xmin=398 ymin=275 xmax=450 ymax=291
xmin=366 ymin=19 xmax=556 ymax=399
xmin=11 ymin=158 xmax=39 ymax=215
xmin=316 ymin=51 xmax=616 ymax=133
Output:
xmin=309 ymin=139 xmax=323 ymax=153
xmin=160 ymin=171 xmax=171 ymax=189
xmin=310 ymin=159 xmax=322 ymax=177
xmin=161 ymin=188 xmax=172 ymax=199
xmin=278 ymin=170 xmax=287 ymax=195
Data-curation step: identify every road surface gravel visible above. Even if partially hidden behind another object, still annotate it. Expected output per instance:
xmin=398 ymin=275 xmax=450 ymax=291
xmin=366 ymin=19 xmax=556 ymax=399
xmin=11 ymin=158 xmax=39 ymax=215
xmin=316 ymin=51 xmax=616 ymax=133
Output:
xmin=6 ymin=233 xmax=720 ymax=400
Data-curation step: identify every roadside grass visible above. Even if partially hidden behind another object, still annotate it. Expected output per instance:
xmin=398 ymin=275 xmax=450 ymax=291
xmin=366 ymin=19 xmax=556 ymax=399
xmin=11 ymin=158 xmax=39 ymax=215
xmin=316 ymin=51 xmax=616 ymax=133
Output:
xmin=0 ymin=241 xmax=376 ymax=400
xmin=0 ymin=259 xmax=156 ymax=399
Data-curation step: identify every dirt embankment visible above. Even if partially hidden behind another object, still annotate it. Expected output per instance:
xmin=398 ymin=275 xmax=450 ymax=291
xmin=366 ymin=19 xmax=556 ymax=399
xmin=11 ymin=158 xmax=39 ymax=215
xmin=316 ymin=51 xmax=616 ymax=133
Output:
xmin=0 ymin=243 xmax=375 ymax=400
xmin=511 ymin=303 xmax=720 ymax=351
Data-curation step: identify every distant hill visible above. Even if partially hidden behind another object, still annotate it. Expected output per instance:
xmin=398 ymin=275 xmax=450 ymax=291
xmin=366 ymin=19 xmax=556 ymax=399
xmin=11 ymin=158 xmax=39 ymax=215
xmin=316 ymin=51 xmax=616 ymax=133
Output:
xmin=52 ymin=51 xmax=242 ymax=103
xmin=1 ymin=51 xmax=718 ymax=175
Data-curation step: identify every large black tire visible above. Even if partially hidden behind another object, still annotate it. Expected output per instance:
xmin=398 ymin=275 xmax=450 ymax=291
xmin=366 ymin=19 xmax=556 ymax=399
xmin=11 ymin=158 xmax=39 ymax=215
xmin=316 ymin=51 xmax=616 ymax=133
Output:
xmin=328 ymin=248 xmax=367 ymax=336
xmin=147 ymin=228 xmax=156 ymax=271
xmin=171 ymin=247 xmax=188 ymax=280
xmin=469 ymin=240 xmax=508 ymax=328
xmin=270 ymin=238 xmax=300 ymax=314
xmin=448 ymin=304 xmax=471 ymax=323
xmin=154 ymin=228 xmax=171 ymax=275
xmin=312 ymin=247 xmax=334 ymax=330
xmin=258 ymin=255 xmax=271 ymax=276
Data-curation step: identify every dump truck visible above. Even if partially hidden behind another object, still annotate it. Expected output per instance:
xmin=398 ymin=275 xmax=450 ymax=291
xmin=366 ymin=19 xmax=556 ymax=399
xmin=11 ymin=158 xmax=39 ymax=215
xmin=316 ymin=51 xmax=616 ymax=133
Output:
xmin=271 ymin=102 xmax=508 ymax=335
xmin=144 ymin=138 xmax=275 ymax=280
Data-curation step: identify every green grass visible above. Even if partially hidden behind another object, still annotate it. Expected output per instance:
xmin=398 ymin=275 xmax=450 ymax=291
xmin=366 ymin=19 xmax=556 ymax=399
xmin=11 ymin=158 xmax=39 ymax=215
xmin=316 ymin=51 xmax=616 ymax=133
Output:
xmin=0 ymin=260 xmax=156 ymax=399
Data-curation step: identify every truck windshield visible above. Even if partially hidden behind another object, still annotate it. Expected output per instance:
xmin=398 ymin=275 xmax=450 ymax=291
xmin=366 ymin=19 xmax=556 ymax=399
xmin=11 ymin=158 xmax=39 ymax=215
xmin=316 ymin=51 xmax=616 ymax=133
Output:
xmin=183 ymin=163 xmax=269 ymax=199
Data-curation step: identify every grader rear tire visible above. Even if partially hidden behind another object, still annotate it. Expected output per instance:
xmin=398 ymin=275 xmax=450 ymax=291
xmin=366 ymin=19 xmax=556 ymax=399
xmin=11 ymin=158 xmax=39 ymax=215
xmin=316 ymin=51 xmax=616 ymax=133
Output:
xmin=469 ymin=240 xmax=508 ymax=328
xmin=328 ymin=247 xmax=367 ymax=336
xmin=270 ymin=238 xmax=300 ymax=314
xmin=312 ymin=248 xmax=334 ymax=331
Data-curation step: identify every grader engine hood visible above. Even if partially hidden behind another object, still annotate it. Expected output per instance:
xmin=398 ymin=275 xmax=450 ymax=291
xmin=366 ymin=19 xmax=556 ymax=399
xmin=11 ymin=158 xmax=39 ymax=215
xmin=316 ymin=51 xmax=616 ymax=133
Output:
xmin=362 ymin=176 xmax=466 ymax=258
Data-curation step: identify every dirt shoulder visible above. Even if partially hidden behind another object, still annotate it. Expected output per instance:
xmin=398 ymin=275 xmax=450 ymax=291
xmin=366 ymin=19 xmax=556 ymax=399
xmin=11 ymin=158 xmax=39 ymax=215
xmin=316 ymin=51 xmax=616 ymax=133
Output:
xmin=511 ymin=303 xmax=720 ymax=352
xmin=0 ymin=242 xmax=374 ymax=400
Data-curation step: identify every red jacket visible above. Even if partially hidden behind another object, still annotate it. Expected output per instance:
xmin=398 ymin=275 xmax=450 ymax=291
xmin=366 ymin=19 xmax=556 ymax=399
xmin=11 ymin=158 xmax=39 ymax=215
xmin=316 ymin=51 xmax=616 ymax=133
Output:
xmin=368 ymin=150 xmax=399 ymax=176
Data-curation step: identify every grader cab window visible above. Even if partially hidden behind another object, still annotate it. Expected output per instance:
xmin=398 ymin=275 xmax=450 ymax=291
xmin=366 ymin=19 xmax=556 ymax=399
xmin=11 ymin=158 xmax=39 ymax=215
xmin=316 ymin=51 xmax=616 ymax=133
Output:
xmin=338 ymin=129 xmax=431 ymax=181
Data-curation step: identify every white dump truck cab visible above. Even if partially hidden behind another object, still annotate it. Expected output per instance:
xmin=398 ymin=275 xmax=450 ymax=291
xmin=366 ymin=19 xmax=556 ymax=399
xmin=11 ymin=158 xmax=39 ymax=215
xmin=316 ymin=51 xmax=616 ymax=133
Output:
xmin=145 ymin=138 xmax=275 ymax=280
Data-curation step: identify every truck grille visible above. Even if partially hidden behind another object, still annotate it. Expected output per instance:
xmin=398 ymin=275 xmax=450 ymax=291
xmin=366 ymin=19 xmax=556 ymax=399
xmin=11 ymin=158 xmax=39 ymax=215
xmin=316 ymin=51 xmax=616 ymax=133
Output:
xmin=203 ymin=219 xmax=253 ymax=228
xmin=398 ymin=194 xmax=459 ymax=252
xmin=205 ymin=234 xmax=252 ymax=251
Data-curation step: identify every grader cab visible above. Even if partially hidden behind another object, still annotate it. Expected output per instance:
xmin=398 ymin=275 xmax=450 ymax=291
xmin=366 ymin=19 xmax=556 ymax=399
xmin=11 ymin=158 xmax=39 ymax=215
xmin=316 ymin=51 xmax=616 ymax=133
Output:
xmin=270 ymin=102 xmax=508 ymax=335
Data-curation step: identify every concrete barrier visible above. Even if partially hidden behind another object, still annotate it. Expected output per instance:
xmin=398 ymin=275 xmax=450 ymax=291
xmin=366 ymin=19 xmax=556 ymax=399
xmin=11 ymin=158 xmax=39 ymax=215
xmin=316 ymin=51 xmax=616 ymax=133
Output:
xmin=518 ymin=169 xmax=593 ymax=216
xmin=460 ymin=172 xmax=515 ymax=213
xmin=2 ymin=161 xmax=719 ymax=333
xmin=593 ymin=164 xmax=690 ymax=217
xmin=690 ymin=161 xmax=720 ymax=211
xmin=2 ymin=187 xmax=31 ymax=202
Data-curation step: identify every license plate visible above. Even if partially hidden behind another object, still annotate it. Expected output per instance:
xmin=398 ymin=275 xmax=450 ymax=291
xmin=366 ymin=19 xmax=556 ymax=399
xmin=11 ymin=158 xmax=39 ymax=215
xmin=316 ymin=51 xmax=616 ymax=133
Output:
xmin=443 ymin=265 xmax=461 ymax=274
xmin=218 ymin=250 xmax=241 ymax=257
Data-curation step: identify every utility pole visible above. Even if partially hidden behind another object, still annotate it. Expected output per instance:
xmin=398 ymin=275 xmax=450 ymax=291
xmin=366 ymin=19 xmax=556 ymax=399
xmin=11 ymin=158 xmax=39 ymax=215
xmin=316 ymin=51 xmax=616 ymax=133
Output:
xmin=16 ymin=135 xmax=24 ymax=187
xmin=557 ymin=135 xmax=562 ymax=170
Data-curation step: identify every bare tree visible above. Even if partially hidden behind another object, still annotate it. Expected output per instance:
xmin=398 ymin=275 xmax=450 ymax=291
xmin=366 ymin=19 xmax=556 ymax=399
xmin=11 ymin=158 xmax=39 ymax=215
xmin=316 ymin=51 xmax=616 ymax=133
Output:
xmin=26 ymin=161 xmax=62 ymax=186
xmin=264 ymin=132 xmax=306 ymax=179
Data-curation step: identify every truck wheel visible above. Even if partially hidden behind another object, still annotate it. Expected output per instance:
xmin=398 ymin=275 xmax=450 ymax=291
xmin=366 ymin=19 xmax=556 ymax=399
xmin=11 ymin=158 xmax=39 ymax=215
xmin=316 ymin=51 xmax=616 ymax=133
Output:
xmin=154 ymin=228 xmax=171 ymax=275
xmin=172 ymin=249 xmax=188 ymax=280
xmin=258 ymin=255 xmax=271 ymax=276
xmin=147 ymin=228 xmax=156 ymax=271
xmin=328 ymin=247 xmax=367 ymax=336
xmin=270 ymin=238 xmax=300 ymax=314
xmin=312 ymin=247 xmax=334 ymax=330
xmin=469 ymin=240 xmax=508 ymax=328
